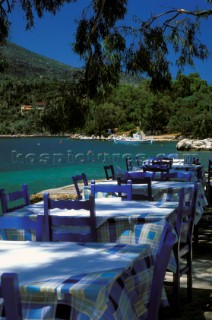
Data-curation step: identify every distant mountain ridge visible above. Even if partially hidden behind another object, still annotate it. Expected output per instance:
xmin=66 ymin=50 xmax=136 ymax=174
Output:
xmin=0 ymin=42 xmax=142 ymax=84
xmin=0 ymin=42 xmax=78 ymax=80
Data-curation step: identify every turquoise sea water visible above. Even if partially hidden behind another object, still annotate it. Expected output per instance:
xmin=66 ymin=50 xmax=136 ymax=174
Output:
xmin=0 ymin=137 xmax=211 ymax=195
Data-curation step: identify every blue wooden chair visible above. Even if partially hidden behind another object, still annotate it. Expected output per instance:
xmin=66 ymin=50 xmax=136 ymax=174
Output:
xmin=148 ymin=223 xmax=176 ymax=320
xmin=0 ymin=215 xmax=44 ymax=241
xmin=133 ymin=221 xmax=176 ymax=319
xmin=1 ymin=273 xmax=23 ymax=320
xmin=44 ymin=192 xmax=97 ymax=242
xmin=72 ymin=173 xmax=88 ymax=199
xmin=170 ymin=183 xmax=198 ymax=311
xmin=153 ymin=157 xmax=173 ymax=168
xmin=143 ymin=163 xmax=170 ymax=180
xmin=0 ymin=184 xmax=30 ymax=214
xmin=125 ymin=170 xmax=154 ymax=181
xmin=135 ymin=155 xmax=144 ymax=168
xmin=1 ymin=272 xmax=53 ymax=320
xmin=90 ymin=179 xmax=132 ymax=200
xmin=194 ymin=159 xmax=212 ymax=245
xmin=104 ymin=164 xmax=115 ymax=180
xmin=118 ymin=171 xmax=153 ymax=201
xmin=125 ymin=157 xmax=133 ymax=171
xmin=206 ymin=159 xmax=212 ymax=204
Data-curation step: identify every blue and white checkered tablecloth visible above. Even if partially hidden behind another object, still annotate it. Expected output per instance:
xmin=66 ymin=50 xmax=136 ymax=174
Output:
xmin=0 ymin=241 xmax=155 ymax=320
xmin=0 ymin=198 xmax=178 ymax=272
xmin=83 ymin=181 xmax=207 ymax=224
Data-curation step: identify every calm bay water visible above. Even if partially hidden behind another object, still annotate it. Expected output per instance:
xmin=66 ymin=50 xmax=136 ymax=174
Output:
xmin=0 ymin=137 xmax=211 ymax=195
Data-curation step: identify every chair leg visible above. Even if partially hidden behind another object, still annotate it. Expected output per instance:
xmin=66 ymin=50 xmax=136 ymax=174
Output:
xmin=173 ymin=269 xmax=181 ymax=312
xmin=187 ymin=273 xmax=193 ymax=302
xmin=187 ymin=250 xmax=193 ymax=302
xmin=1 ymin=273 xmax=23 ymax=320
xmin=206 ymin=187 xmax=212 ymax=206
xmin=193 ymin=225 xmax=199 ymax=247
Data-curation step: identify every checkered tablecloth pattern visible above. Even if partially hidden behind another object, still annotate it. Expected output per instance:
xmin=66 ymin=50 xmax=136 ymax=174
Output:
xmin=0 ymin=242 xmax=155 ymax=320
xmin=83 ymin=180 xmax=207 ymax=223
xmin=97 ymin=219 xmax=177 ymax=272
xmin=0 ymin=199 xmax=178 ymax=272
xmin=0 ymin=199 xmax=177 ymax=241
xmin=130 ymin=181 xmax=207 ymax=220
xmin=0 ymin=209 xmax=37 ymax=241
xmin=171 ymin=164 xmax=206 ymax=184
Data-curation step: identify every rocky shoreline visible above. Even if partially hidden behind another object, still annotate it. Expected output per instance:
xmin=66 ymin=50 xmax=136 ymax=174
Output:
xmin=1 ymin=133 xmax=212 ymax=149
xmin=177 ymin=138 xmax=212 ymax=151
xmin=0 ymin=133 xmax=180 ymax=141
xmin=68 ymin=133 xmax=182 ymax=141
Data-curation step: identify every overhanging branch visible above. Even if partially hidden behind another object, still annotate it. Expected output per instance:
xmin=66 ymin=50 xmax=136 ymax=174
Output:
xmin=147 ymin=8 xmax=212 ymax=28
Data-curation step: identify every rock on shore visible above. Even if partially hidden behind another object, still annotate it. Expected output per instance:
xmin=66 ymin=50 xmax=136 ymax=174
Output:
xmin=176 ymin=138 xmax=212 ymax=151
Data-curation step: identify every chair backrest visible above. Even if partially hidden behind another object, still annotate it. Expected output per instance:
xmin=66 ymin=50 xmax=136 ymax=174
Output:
xmin=72 ymin=173 xmax=88 ymax=199
xmin=0 ymin=184 xmax=30 ymax=214
xmin=118 ymin=171 xmax=153 ymax=201
xmin=175 ymin=184 xmax=198 ymax=241
xmin=208 ymin=159 xmax=212 ymax=184
xmin=91 ymin=180 xmax=132 ymax=200
xmin=148 ymin=224 xmax=176 ymax=320
xmin=126 ymin=157 xmax=133 ymax=171
xmin=153 ymin=158 xmax=173 ymax=168
xmin=44 ymin=192 xmax=97 ymax=242
xmin=143 ymin=163 xmax=170 ymax=173
xmin=206 ymin=159 xmax=212 ymax=203
xmin=104 ymin=165 xmax=115 ymax=180
xmin=135 ymin=156 xmax=143 ymax=168
xmin=125 ymin=171 xmax=154 ymax=181
xmin=0 ymin=215 xmax=44 ymax=241
xmin=1 ymin=273 xmax=23 ymax=320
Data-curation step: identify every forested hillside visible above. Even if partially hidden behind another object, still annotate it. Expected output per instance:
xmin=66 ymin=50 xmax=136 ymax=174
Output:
xmin=0 ymin=42 xmax=212 ymax=138
xmin=0 ymin=42 xmax=77 ymax=80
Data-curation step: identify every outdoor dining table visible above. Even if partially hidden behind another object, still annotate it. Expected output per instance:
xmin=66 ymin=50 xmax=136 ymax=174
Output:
xmin=0 ymin=198 xmax=177 ymax=241
xmin=169 ymin=163 xmax=205 ymax=183
xmin=83 ymin=180 xmax=207 ymax=224
xmin=133 ymin=181 xmax=207 ymax=223
xmin=0 ymin=198 xmax=178 ymax=272
xmin=0 ymin=241 xmax=155 ymax=320
xmin=134 ymin=158 xmax=205 ymax=183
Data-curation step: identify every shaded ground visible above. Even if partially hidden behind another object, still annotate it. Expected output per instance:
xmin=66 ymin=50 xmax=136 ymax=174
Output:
xmin=161 ymin=223 xmax=212 ymax=320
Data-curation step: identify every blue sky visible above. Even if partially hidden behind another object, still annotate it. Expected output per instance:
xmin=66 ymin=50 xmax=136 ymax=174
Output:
xmin=9 ymin=0 xmax=212 ymax=84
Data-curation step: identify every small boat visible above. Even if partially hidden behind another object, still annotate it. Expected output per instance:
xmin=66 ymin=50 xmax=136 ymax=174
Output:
xmin=113 ymin=133 xmax=153 ymax=144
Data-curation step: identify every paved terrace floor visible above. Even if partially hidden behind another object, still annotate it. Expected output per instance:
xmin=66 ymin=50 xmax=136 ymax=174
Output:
xmin=161 ymin=242 xmax=212 ymax=320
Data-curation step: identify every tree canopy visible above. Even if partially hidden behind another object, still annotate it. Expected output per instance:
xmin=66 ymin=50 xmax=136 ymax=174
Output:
xmin=0 ymin=65 xmax=211 ymax=138
xmin=0 ymin=0 xmax=212 ymax=93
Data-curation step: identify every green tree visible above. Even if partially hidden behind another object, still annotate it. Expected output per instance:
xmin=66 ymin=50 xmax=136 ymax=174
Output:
xmin=167 ymin=81 xmax=212 ymax=138
xmin=42 ymin=93 xmax=88 ymax=134
xmin=73 ymin=1 xmax=212 ymax=92
xmin=109 ymin=83 xmax=145 ymax=127
xmin=1 ymin=1 xmax=212 ymax=92
xmin=141 ymin=93 xmax=172 ymax=134
xmin=84 ymin=101 xmax=124 ymax=135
